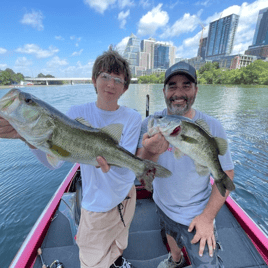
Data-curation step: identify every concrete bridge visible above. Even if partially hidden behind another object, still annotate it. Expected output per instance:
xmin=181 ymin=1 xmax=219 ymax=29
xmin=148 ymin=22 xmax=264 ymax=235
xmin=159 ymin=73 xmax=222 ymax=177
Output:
xmin=23 ymin=77 xmax=138 ymax=85
xmin=24 ymin=77 xmax=92 ymax=85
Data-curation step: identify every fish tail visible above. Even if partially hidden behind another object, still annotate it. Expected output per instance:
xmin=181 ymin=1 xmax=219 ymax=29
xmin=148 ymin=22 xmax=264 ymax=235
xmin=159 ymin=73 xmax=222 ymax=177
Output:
xmin=215 ymin=174 xmax=235 ymax=197
xmin=136 ymin=159 xmax=172 ymax=192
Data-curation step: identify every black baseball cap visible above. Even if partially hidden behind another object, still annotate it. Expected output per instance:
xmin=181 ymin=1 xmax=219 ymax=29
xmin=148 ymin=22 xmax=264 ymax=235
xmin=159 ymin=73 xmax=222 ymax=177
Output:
xmin=164 ymin=61 xmax=197 ymax=85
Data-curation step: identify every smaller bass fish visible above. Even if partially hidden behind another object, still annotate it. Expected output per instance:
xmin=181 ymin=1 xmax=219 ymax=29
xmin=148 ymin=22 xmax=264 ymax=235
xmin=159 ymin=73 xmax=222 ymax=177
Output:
xmin=148 ymin=115 xmax=235 ymax=197
xmin=0 ymin=88 xmax=172 ymax=191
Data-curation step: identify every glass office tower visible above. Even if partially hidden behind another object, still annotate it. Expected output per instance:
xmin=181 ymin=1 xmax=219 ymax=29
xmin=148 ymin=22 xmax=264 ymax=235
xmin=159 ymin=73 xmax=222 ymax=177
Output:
xmin=252 ymin=7 xmax=268 ymax=46
xmin=206 ymin=14 xmax=239 ymax=58
xmin=154 ymin=43 xmax=170 ymax=69
xmin=123 ymin=33 xmax=141 ymax=74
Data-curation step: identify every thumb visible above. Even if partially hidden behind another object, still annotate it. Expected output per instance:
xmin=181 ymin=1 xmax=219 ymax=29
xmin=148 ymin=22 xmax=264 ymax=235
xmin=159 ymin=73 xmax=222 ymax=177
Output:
xmin=188 ymin=221 xmax=195 ymax=232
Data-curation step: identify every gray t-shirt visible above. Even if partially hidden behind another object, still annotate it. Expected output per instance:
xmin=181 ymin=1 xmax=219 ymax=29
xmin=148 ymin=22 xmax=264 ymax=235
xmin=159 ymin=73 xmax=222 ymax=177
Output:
xmin=138 ymin=109 xmax=234 ymax=226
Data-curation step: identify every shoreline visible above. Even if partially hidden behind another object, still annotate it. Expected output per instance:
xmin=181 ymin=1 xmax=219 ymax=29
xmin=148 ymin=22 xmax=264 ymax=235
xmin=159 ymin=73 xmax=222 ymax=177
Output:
xmin=0 ymin=84 xmax=267 ymax=90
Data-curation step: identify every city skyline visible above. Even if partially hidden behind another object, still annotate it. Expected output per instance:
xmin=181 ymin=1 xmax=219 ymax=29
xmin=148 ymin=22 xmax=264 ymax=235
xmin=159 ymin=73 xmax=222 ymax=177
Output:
xmin=0 ymin=0 xmax=267 ymax=78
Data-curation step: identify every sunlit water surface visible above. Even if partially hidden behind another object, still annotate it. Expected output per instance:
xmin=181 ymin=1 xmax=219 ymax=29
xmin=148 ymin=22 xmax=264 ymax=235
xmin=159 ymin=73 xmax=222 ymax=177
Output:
xmin=0 ymin=84 xmax=267 ymax=267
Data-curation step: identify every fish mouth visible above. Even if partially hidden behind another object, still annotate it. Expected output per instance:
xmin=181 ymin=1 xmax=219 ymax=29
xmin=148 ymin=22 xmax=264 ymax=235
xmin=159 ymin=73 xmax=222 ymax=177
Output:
xmin=170 ymin=125 xmax=181 ymax=136
xmin=0 ymin=88 xmax=21 ymax=113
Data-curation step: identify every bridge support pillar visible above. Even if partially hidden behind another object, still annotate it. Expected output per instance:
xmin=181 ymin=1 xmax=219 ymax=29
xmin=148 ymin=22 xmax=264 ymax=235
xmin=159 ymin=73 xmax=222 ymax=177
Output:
xmin=46 ymin=80 xmax=49 ymax=86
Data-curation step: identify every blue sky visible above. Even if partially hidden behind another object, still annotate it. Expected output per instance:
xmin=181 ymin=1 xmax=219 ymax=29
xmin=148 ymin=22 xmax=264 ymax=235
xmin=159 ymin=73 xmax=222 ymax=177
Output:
xmin=0 ymin=0 xmax=267 ymax=78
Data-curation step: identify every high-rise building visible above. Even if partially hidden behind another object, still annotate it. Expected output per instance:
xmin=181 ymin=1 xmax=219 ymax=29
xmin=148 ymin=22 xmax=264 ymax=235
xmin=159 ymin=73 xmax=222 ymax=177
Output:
xmin=140 ymin=38 xmax=156 ymax=69
xmin=197 ymin=37 xmax=207 ymax=59
xmin=245 ymin=7 xmax=268 ymax=58
xmin=169 ymin=46 xmax=176 ymax=67
xmin=206 ymin=14 xmax=239 ymax=58
xmin=252 ymin=7 xmax=268 ymax=46
xmin=154 ymin=43 xmax=170 ymax=69
xmin=123 ymin=33 xmax=141 ymax=74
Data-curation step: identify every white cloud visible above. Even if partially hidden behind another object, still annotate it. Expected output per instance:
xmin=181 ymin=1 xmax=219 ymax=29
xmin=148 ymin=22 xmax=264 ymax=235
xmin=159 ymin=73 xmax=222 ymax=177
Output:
xmin=15 ymin=44 xmax=59 ymax=59
xmin=0 ymin=48 xmax=7 ymax=54
xmin=137 ymin=4 xmax=169 ymax=36
xmin=115 ymin=36 xmax=130 ymax=55
xmin=20 ymin=10 xmax=44 ymax=31
xmin=71 ymin=49 xmax=84 ymax=56
xmin=62 ymin=61 xmax=94 ymax=77
xmin=70 ymin=36 xmax=82 ymax=47
xmin=0 ymin=64 xmax=8 ymax=70
xmin=15 ymin=57 xmax=33 ymax=67
xmin=195 ymin=0 xmax=211 ymax=7
xmin=168 ymin=1 xmax=184 ymax=9
xmin=139 ymin=0 xmax=150 ymax=9
xmin=118 ymin=0 xmax=134 ymax=9
xmin=47 ymin=56 xmax=68 ymax=68
xmin=160 ymin=13 xmax=200 ymax=38
xmin=84 ymin=0 xmax=116 ymax=14
xmin=55 ymin=36 xmax=65 ymax=41
xmin=118 ymin=10 xmax=130 ymax=29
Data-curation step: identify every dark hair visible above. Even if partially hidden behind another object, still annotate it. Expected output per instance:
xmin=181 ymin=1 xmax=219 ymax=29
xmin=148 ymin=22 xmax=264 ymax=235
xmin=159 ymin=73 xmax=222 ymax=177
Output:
xmin=92 ymin=48 xmax=131 ymax=91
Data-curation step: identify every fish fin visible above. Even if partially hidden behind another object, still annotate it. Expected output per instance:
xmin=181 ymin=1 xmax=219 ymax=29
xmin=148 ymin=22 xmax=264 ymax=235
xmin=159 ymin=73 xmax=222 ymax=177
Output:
xmin=214 ymin=137 xmax=228 ymax=155
xmin=147 ymin=116 xmax=155 ymax=129
xmin=148 ymin=126 xmax=160 ymax=137
xmin=215 ymin=174 xmax=235 ymax=197
xmin=75 ymin=117 xmax=93 ymax=127
xmin=181 ymin=134 xmax=199 ymax=144
xmin=101 ymin=123 xmax=124 ymax=143
xmin=46 ymin=153 xmax=61 ymax=168
xmin=174 ymin=148 xmax=184 ymax=159
xmin=136 ymin=159 xmax=172 ymax=192
xmin=194 ymin=162 xmax=210 ymax=176
xmin=50 ymin=144 xmax=71 ymax=157
xmin=195 ymin=119 xmax=211 ymax=135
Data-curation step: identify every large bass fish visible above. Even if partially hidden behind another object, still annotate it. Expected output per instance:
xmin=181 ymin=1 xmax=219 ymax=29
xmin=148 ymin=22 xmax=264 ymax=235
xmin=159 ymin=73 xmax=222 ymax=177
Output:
xmin=148 ymin=115 xmax=235 ymax=196
xmin=0 ymin=88 xmax=172 ymax=191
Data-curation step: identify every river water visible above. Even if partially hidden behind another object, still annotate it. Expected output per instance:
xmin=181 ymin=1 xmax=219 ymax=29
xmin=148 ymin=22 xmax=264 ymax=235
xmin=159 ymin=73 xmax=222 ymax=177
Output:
xmin=0 ymin=84 xmax=267 ymax=267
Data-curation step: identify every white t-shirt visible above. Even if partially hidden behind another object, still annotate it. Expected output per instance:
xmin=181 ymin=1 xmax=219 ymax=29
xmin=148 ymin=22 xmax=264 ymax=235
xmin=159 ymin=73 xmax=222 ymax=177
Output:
xmin=138 ymin=109 xmax=234 ymax=226
xmin=32 ymin=102 xmax=142 ymax=212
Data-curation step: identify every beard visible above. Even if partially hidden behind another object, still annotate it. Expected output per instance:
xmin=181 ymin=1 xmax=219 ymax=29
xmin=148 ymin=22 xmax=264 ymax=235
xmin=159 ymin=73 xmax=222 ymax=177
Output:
xmin=165 ymin=94 xmax=196 ymax=116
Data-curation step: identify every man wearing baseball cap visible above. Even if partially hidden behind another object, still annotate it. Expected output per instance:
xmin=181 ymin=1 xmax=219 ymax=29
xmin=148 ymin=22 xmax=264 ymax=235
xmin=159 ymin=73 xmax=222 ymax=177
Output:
xmin=137 ymin=62 xmax=234 ymax=267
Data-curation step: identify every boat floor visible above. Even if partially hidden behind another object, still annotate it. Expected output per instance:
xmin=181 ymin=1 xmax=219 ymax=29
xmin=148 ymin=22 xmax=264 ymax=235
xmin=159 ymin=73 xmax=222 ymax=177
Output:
xmin=33 ymin=186 xmax=267 ymax=268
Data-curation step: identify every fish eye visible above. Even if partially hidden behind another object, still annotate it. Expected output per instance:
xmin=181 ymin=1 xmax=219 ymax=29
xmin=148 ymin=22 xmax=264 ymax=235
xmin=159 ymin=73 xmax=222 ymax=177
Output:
xmin=25 ymin=98 xmax=33 ymax=104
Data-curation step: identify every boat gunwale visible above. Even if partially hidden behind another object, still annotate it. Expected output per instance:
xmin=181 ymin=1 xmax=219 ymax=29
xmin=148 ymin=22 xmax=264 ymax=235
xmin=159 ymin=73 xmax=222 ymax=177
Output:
xmin=10 ymin=166 xmax=268 ymax=267
xmin=9 ymin=163 xmax=79 ymax=268
xmin=210 ymin=177 xmax=268 ymax=264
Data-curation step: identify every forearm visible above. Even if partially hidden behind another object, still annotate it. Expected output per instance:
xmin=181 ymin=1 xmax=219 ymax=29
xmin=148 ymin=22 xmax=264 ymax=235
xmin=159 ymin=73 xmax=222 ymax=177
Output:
xmin=202 ymin=170 xmax=234 ymax=220
xmin=202 ymin=184 xmax=229 ymax=221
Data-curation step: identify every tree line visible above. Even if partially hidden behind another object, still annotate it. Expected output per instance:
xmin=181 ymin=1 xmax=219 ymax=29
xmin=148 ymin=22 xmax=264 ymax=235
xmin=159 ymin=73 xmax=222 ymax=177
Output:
xmin=137 ymin=60 xmax=268 ymax=86
xmin=0 ymin=69 xmax=60 ymax=85
xmin=0 ymin=69 xmax=24 ymax=85
xmin=2 ymin=60 xmax=268 ymax=86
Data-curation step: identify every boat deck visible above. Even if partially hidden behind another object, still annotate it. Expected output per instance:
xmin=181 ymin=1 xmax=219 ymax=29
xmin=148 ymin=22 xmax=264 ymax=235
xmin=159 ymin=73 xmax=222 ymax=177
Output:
xmin=33 ymin=178 xmax=267 ymax=268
